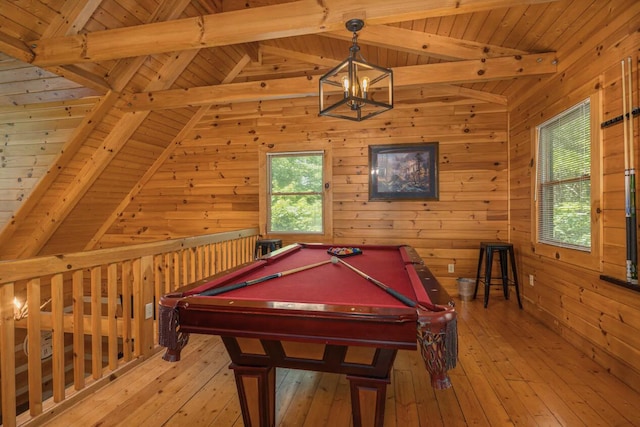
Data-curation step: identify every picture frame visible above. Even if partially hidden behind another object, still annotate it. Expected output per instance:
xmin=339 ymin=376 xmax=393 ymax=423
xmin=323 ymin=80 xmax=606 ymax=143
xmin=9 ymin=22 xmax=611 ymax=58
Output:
xmin=368 ymin=142 xmax=439 ymax=201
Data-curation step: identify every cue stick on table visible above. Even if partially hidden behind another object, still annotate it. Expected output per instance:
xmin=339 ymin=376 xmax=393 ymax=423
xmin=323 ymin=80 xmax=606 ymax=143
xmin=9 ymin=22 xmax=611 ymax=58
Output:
xmin=330 ymin=256 xmax=457 ymax=378
xmin=198 ymin=258 xmax=337 ymax=296
xmin=331 ymin=256 xmax=441 ymax=312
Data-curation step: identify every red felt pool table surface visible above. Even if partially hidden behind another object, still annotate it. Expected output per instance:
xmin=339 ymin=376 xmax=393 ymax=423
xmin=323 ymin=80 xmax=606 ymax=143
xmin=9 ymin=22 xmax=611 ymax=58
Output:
xmin=183 ymin=243 xmax=432 ymax=308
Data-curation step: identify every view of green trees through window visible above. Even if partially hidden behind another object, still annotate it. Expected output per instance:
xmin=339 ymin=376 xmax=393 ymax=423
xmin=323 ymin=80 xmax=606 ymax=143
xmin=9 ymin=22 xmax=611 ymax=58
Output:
xmin=268 ymin=153 xmax=323 ymax=233
xmin=537 ymin=100 xmax=591 ymax=250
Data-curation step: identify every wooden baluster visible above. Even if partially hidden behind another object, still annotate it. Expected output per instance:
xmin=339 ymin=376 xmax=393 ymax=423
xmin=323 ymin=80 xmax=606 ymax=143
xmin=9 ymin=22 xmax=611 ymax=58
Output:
xmin=72 ymin=269 xmax=85 ymax=389
xmin=90 ymin=266 xmax=102 ymax=380
xmin=121 ymin=261 xmax=133 ymax=361
xmin=107 ymin=263 xmax=118 ymax=371
xmin=27 ymin=278 xmax=42 ymax=415
xmin=51 ymin=273 xmax=65 ymax=402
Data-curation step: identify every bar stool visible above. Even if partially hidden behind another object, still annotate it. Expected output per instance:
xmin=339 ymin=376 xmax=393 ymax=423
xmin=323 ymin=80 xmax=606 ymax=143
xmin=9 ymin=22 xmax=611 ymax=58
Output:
xmin=473 ymin=242 xmax=522 ymax=309
xmin=255 ymin=239 xmax=283 ymax=259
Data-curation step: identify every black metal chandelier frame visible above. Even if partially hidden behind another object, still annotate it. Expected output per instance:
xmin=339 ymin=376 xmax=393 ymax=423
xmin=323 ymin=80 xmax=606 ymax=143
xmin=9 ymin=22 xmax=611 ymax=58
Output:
xmin=318 ymin=19 xmax=394 ymax=122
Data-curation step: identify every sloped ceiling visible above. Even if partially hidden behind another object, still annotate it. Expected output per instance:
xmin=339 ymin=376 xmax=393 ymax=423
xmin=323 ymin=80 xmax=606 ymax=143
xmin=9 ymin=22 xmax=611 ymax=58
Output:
xmin=0 ymin=0 xmax=627 ymax=259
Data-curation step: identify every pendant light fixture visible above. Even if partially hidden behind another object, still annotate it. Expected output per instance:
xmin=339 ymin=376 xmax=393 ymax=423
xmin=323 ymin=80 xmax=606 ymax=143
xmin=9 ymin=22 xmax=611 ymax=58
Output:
xmin=319 ymin=19 xmax=393 ymax=121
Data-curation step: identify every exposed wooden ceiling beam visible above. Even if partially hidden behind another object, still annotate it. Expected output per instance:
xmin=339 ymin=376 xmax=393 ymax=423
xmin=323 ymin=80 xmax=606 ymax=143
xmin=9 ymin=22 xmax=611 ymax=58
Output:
xmin=105 ymin=0 xmax=193 ymax=92
xmin=223 ymin=54 xmax=252 ymax=83
xmin=29 ymin=0 xmax=560 ymax=66
xmin=259 ymin=45 xmax=341 ymax=68
xmin=323 ymin=25 xmax=528 ymax=61
xmin=38 ymin=1 xmax=110 ymax=91
xmin=0 ymin=33 xmax=34 ymax=63
xmin=42 ymin=0 xmax=105 ymax=38
xmin=121 ymin=52 xmax=555 ymax=111
xmin=392 ymin=53 xmax=557 ymax=86
xmin=413 ymin=85 xmax=508 ymax=105
xmin=45 ymin=64 xmax=111 ymax=93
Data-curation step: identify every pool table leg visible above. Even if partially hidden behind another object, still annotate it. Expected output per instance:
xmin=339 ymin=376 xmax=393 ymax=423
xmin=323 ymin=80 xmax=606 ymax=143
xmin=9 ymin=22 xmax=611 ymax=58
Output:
xmin=346 ymin=375 xmax=390 ymax=427
xmin=230 ymin=364 xmax=276 ymax=427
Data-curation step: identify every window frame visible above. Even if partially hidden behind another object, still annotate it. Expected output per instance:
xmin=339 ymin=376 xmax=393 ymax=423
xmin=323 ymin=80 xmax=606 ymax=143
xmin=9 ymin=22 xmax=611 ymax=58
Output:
xmin=259 ymin=143 xmax=333 ymax=242
xmin=532 ymin=92 xmax=602 ymax=271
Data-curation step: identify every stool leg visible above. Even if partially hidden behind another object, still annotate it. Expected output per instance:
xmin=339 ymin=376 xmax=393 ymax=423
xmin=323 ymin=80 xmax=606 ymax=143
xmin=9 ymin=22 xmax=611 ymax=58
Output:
xmin=509 ymin=247 xmax=523 ymax=309
xmin=474 ymin=247 xmax=485 ymax=300
xmin=484 ymin=249 xmax=493 ymax=308
xmin=499 ymin=249 xmax=509 ymax=300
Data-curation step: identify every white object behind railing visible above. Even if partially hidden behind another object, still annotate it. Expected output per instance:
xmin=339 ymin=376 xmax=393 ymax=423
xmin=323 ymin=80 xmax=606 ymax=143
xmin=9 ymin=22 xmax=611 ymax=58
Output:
xmin=0 ymin=228 xmax=259 ymax=427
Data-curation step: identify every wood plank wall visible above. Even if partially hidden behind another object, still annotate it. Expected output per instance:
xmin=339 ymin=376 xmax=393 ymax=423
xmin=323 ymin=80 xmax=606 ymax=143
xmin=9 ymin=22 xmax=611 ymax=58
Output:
xmin=508 ymin=11 xmax=640 ymax=392
xmin=40 ymin=107 xmax=197 ymax=255
xmin=0 ymin=50 xmax=100 ymax=228
xmin=99 ymin=94 xmax=509 ymax=291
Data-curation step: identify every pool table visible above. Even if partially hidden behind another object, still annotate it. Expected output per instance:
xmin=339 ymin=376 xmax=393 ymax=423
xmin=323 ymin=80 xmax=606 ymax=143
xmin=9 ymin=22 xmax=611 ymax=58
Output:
xmin=158 ymin=243 xmax=457 ymax=427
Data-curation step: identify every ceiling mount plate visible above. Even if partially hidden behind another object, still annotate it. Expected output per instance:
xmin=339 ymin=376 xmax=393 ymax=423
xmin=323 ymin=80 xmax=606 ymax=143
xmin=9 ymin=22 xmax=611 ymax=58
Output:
xmin=345 ymin=19 xmax=364 ymax=33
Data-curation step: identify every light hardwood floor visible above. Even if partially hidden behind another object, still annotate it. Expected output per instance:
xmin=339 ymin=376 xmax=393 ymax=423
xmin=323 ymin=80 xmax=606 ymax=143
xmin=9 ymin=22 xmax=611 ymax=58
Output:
xmin=42 ymin=297 xmax=640 ymax=426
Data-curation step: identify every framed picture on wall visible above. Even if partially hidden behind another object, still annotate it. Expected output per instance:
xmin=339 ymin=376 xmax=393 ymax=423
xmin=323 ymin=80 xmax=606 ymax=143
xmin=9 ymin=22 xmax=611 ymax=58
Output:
xmin=368 ymin=142 xmax=439 ymax=201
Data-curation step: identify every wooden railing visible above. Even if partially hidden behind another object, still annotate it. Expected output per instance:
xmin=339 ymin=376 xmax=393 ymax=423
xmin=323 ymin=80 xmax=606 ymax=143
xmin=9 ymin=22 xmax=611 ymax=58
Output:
xmin=0 ymin=228 xmax=259 ymax=427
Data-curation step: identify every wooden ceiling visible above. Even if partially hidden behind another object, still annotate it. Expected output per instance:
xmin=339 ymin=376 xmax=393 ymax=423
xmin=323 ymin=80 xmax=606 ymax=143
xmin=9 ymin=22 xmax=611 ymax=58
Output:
xmin=0 ymin=0 xmax=621 ymax=258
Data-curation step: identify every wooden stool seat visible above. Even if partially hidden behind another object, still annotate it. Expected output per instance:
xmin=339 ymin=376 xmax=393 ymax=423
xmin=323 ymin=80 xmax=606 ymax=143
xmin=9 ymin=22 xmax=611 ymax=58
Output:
xmin=473 ymin=242 xmax=522 ymax=308
xmin=255 ymin=239 xmax=283 ymax=258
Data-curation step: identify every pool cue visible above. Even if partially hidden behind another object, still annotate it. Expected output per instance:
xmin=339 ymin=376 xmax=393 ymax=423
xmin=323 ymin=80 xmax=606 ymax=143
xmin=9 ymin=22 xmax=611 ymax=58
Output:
xmin=331 ymin=256 xmax=441 ymax=312
xmin=627 ymin=56 xmax=638 ymax=284
xmin=199 ymin=258 xmax=335 ymax=296
xmin=623 ymin=58 xmax=638 ymax=284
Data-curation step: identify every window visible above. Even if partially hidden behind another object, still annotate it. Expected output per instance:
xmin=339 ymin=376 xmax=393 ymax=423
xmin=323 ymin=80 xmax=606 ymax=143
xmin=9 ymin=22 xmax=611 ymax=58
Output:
xmin=536 ymin=99 xmax=591 ymax=251
xmin=267 ymin=151 xmax=324 ymax=233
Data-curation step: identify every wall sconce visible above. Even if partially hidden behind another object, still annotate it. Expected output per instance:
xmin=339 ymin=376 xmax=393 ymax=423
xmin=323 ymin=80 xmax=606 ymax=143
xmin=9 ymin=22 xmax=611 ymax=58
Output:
xmin=13 ymin=297 xmax=51 ymax=320
xmin=14 ymin=297 xmax=28 ymax=320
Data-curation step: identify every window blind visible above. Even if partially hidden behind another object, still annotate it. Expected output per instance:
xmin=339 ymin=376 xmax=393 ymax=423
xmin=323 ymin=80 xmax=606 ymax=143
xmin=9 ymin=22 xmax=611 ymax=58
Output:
xmin=536 ymin=99 xmax=591 ymax=251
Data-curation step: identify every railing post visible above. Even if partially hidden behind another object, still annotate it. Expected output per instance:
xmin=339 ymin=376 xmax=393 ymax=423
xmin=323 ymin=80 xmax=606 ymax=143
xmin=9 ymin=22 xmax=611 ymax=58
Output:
xmin=0 ymin=282 xmax=16 ymax=427
xmin=134 ymin=255 xmax=154 ymax=358
xmin=0 ymin=228 xmax=259 ymax=425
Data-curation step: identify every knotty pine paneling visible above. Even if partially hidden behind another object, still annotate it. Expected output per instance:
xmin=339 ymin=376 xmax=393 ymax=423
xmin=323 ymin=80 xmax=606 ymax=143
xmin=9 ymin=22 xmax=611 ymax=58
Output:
xmin=508 ymin=9 xmax=640 ymax=392
xmin=40 ymin=108 xmax=196 ymax=255
xmin=0 ymin=106 xmax=126 ymax=259
xmin=99 ymin=94 xmax=508 ymax=292
xmin=0 ymin=91 xmax=100 ymax=228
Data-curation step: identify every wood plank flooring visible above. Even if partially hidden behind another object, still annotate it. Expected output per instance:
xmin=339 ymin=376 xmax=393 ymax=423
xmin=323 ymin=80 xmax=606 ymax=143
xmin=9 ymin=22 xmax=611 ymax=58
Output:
xmin=41 ymin=297 xmax=640 ymax=426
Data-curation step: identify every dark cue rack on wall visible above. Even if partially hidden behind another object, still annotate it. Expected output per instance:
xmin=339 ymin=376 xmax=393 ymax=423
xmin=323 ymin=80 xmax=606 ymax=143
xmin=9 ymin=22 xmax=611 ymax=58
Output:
xmin=600 ymin=274 xmax=640 ymax=292
xmin=599 ymin=104 xmax=640 ymax=291
xmin=601 ymin=107 xmax=640 ymax=128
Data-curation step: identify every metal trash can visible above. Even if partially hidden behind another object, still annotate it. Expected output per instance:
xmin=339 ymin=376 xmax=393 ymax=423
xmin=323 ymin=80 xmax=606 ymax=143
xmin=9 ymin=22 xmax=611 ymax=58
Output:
xmin=457 ymin=278 xmax=475 ymax=301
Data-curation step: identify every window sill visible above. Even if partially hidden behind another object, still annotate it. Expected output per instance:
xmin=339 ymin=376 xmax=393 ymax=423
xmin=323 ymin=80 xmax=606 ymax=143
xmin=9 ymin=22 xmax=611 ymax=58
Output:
xmin=532 ymin=243 xmax=601 ymax=272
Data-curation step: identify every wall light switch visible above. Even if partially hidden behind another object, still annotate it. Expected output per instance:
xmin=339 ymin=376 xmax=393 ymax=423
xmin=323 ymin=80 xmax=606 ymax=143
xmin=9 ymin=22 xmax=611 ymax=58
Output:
xmin=448 ymin=264 xmax=455 ymax=273
xmin=529 ymin=274 xmax=535 ymax=286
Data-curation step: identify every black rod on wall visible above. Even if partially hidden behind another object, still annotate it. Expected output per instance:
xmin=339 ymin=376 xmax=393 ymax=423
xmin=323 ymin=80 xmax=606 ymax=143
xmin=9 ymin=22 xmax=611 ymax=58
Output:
xmin=601 ymin=107 xmax=640 ymax=128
